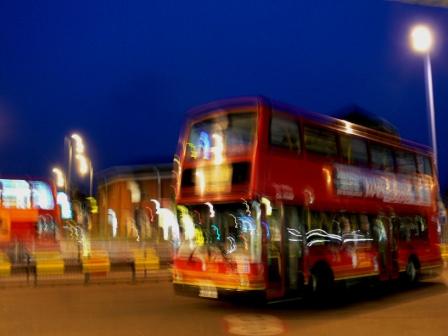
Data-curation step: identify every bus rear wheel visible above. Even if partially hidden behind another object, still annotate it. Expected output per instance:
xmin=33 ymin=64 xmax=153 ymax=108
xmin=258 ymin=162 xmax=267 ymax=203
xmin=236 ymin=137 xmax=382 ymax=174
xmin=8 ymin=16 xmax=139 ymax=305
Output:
xmin=405 ymin=259 xmax=419 ymax=284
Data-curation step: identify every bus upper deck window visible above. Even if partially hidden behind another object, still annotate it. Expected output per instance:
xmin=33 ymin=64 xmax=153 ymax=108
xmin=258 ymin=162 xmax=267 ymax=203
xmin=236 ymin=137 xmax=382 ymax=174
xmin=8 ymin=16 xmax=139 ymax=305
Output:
xmin=396 ymin=151 xmax=417 ymax=175
xmin=340 ymin=135 xmax=368 ymax=166
xmin=417 ymin=155 xmax=433 ymax=176
xmin=304 ymin=126 xmax=337 ymax=157
xmin=186 ymin=112 xmax=256 ymax=160
xmin=270 ymin=115 xmax=300 ymax=152
xmin=370 ymin=143 xmax=394 ymax=172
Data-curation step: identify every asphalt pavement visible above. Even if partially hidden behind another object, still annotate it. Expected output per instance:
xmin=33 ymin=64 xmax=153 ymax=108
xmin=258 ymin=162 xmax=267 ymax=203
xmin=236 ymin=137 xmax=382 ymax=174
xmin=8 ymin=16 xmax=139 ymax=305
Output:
xmin=1 ymin=272 xmax=448 ymax=335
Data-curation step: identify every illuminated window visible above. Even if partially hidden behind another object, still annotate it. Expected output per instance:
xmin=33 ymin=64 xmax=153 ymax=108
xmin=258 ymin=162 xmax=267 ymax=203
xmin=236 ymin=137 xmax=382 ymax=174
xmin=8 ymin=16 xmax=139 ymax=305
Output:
xmin=31 ymin=181 xmax=55 ymax=210
xmin=108 ymin=209 xmax=118 ymax=238
xmin=186 ymin=112 xmax=256 ymax=160
xmin=0 ymin=179 xmax=31 ymax=209
xmin=57 ymin=192 xmax=72 ymax=219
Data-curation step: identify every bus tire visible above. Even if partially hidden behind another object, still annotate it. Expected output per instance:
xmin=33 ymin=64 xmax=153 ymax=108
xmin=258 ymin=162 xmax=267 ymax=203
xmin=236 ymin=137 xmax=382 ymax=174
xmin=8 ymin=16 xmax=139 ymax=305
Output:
xmin=308 ymin=264 xmax=334 ymax=299
xmin=405 ymin=258 xmax=419 ymax=285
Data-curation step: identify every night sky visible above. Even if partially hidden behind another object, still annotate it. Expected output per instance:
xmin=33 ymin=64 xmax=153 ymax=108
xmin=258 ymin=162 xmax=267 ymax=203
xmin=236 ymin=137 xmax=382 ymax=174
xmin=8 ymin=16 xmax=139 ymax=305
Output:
xmin=0 ymin=1 xmax=447 ymax=192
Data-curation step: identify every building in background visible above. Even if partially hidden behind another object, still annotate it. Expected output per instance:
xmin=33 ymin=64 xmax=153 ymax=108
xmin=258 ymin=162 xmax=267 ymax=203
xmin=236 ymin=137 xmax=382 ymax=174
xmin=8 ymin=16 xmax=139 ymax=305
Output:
xmin=95 ymin=163 xmax=174 ymax=240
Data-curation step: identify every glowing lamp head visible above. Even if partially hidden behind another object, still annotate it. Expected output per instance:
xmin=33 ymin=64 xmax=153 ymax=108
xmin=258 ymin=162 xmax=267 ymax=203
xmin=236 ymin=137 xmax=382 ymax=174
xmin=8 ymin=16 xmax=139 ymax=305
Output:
xmin=71 ymin=133 xmax=85 ymax=154
xmin=52 ymin=167 xmax=65 ymax=188
xmin=410 ymin=25 xmax=433 ymax=53
xmin=75 ymin=154 xmax=89 ymax=175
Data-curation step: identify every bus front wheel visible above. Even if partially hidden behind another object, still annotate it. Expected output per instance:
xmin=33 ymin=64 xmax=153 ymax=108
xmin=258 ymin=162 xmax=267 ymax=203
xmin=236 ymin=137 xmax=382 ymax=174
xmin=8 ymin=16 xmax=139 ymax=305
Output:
xmin=308 ymin=265 xmax=334 ymax=299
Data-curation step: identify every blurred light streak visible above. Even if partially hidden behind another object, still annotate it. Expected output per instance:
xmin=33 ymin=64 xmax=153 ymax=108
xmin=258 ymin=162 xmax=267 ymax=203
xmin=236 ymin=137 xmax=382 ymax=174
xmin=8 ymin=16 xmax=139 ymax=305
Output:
xmin=70 ymin=133 xmax=85 ymax=154
xmin=260 ymin=197 xmax=272 ymax=216
xmin=75 ymin=154 xmax=89 ymax=175
xmin=205 ymin=202 xmax=215 ymax=218
xmin=52 ymin=167 xmax=65 ymax=188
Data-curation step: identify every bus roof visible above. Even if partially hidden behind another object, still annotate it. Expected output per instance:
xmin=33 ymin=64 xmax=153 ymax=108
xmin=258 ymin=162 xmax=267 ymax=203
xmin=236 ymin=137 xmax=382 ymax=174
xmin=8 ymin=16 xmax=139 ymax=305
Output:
xmin=186 ymin=96 xmax=433 ymax=157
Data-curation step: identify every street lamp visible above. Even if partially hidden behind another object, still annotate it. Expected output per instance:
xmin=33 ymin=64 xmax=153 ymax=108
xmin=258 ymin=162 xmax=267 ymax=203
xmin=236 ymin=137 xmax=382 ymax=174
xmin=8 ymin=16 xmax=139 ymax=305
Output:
xmin=66 ymin=133 xmax=86 ymax=195
xmin=410 ymin=24 xmax=438 ymax=168
xmin=75 ymin=153 xmax=94 ymax=197
xmin=52 ymin=167 xmax=65 ymax=189
xmin=71 ymin=133 xmax=85 ymax=154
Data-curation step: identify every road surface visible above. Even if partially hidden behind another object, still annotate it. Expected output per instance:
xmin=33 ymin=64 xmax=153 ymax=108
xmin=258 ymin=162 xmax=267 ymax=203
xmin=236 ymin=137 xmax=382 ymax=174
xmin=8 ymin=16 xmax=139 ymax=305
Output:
xmin=1 ymin=274 xmax=448 ymax=335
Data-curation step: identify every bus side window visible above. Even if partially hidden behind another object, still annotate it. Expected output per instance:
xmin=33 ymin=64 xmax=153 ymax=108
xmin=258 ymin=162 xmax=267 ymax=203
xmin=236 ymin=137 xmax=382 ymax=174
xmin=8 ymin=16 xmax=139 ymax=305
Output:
xmin=398 ymin=217 xmax=409 ymax=242
xmin=372 ymin=217 xmax=387 ymax=243
xmin=415 ymin=216 xmax=428 ymax=241
xmin=370 ymin=143 xmax=394 ymax=172
xmin=304 ymin=126 xmax=338 ymax=158
xmin=396 ymin=151 xmax=417 ymax=175
xmin=357 ymin=214 xmax=371 ymax=237
xmin=340 ymin=135 xmax=369 ymax=166
xmin=417 ymin=155 xmax=433 ymax=176
xmin=270 ymin=115 xmax=301 ymax=152
xmin=306 ymin=211 xmax=326 ymax=246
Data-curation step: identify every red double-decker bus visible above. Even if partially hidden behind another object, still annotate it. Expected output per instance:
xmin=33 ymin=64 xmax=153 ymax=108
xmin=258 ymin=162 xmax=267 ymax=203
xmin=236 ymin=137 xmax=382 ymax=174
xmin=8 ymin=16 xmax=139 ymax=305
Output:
xmin=0 ymin=178 xmax=61 ymax=246
xmin=172 ymin=96 xmax=443 ymax=302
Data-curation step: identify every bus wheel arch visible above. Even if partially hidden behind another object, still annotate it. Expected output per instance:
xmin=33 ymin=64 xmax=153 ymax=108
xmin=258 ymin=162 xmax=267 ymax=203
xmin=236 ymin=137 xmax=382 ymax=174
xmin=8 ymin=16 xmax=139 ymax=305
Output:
xmin=309 ymin=261 xmax=334 ymax=295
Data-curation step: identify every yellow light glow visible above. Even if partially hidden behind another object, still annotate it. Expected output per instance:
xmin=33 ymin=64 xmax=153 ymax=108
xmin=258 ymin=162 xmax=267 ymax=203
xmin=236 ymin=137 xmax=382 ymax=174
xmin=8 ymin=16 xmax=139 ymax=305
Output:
xmin=260 ymin=197 xmax=272 ymax=216
xmin=76 ymin=154 xmax=89 ymax=175
xmin=410 ymin=25 xmax=433 ymax=53
xmin=343 ymin=120 xmax=354 ymax=135
xmin=212 ymin=133 xmax=224 ymax=164
xmin=177 ymin=206 xmax=195 ymax=240
xmin=195 ymin=227 xmax=205 ymax=246
xmin=52 ymin=167 xmax=65 ymax=188
xmin=71 ymin=133 xmax=85 ymax=154
xmin=322 ymin=167 xmax=332 ymax=186
xmin=195 ymin=169 xmax=206 ymax=196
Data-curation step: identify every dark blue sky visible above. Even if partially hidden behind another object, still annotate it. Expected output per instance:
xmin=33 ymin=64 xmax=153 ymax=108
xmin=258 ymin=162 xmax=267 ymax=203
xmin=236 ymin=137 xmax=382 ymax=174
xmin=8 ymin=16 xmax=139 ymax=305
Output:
xmin=0 ymin=1 xmax=447 ymax=191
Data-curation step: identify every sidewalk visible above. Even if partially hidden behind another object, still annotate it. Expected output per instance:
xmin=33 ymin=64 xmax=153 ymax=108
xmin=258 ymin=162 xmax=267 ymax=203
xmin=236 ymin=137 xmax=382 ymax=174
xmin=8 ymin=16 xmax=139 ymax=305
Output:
xmin=0 ymin=266 xmax=172 ymax=288
xmin=0 ymin=239 xmax=174 ymax=288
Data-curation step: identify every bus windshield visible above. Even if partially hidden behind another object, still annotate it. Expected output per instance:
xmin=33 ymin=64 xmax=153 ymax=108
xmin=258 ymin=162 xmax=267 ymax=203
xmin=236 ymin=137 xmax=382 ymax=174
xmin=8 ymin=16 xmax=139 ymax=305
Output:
xmin=176 ymin=201 xmax=262 ymax=263
xmin=186 ymin=112 xmax=256 ymax=161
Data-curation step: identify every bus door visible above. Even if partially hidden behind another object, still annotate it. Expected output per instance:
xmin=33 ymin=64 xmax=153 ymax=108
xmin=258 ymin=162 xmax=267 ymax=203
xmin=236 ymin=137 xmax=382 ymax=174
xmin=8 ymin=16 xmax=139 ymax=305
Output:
xmin=265 ymin=205 xmax=283 ymax=299
xmin=265 ymin=204 xmax=305 ymax=300
xmin=374 ymin=216 xmax=399 ymax=281
xmin=283 ymin=206 xmax=305 ymax=296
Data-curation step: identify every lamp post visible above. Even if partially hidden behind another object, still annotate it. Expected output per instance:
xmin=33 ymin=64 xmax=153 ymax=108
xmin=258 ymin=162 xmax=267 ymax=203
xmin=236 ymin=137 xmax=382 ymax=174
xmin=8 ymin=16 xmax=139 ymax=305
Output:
xmin=66 ymin=133 xmax=86 ymax=195
xmin=410 ymin=24 xmax=438 ymax=169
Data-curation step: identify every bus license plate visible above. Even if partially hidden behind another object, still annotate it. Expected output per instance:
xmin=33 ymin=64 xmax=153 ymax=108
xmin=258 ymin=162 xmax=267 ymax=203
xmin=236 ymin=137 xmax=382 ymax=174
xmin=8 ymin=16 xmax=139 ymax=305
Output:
xmin=199 ymin=285 xmax=218 ymax=299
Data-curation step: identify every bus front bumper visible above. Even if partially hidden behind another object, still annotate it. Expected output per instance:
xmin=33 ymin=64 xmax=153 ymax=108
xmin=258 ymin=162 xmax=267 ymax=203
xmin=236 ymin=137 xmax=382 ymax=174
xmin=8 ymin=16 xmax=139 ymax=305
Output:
xmin=173 ymin=282 xmax=266 ymax=302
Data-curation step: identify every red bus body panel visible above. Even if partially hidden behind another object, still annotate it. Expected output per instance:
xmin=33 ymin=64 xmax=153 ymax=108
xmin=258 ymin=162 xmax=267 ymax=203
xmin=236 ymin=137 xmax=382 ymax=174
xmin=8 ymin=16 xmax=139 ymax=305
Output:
xmin=174 ymin=96 xmax=442 ymax=300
